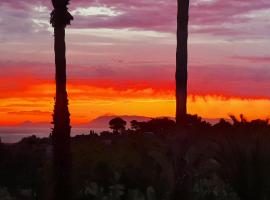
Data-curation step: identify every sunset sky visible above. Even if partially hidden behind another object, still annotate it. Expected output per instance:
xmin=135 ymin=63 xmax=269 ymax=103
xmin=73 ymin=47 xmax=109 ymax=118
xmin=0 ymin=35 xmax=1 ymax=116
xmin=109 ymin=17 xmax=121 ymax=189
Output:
xmin=0 ymin=0 xmax=270 ymax=126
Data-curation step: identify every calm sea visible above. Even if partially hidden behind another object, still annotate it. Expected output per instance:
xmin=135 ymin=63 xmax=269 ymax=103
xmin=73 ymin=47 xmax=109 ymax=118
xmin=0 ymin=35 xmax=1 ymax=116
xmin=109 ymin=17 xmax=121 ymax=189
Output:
xmin=0 ymin=127 xmax=108 ymax=143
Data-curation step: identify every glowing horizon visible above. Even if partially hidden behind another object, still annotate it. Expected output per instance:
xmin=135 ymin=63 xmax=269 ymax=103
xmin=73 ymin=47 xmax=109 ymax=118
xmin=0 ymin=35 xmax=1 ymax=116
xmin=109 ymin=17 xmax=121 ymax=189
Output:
xmin=0 ymin=81 xmax=269 ymax=126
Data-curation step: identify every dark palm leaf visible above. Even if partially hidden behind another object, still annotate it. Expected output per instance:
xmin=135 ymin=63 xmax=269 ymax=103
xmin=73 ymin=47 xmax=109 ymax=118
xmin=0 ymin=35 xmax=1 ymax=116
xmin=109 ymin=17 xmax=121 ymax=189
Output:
xmin=50 ymin=0 xmax=73 ymax=27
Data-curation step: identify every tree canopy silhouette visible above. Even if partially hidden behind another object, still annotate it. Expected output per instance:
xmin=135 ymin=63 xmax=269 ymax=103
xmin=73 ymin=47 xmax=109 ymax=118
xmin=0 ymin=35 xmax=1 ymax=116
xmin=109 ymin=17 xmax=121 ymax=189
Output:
xmin=109 ymin=117 xmax=127 ymax=134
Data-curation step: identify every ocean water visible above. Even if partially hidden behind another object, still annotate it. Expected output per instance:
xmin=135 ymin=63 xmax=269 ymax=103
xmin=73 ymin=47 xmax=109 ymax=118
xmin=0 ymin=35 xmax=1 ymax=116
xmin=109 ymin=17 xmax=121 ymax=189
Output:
xmin=0 ymin=127 xmax=108 ymax=144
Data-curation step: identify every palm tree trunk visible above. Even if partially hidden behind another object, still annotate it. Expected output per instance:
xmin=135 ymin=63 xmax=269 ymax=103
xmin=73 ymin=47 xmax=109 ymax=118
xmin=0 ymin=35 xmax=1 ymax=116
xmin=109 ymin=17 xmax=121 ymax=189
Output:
xmin=176 ymin=0 xmax=189 ymax=126
xmin=52 ymin=25 xmax=72 ymax=200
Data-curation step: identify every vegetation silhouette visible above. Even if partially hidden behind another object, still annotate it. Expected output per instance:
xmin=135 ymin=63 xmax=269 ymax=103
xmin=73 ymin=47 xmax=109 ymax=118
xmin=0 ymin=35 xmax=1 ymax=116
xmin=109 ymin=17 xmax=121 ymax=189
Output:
xmin=50 ymin=0 xmax=73 ymax=199
xmin=1 ymin=115 xmax=270 ymax=200
xmin=213 ymin=116 xmax=270 ymax=200
xmin=176 ymin=0 xmax=189 ymax=126
xmin=131 ymin=118 xmax=175 ymax=136
xmin=109 ymin=117 xmax=127 ymax=134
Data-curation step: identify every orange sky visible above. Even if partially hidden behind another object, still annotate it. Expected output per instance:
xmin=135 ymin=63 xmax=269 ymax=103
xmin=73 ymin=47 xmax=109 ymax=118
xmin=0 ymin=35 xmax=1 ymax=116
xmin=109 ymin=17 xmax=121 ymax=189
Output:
xmin=0 ymin=81 xmax=269 ymax=126
xmin=1 ymin=1 xmax=270 ymax=126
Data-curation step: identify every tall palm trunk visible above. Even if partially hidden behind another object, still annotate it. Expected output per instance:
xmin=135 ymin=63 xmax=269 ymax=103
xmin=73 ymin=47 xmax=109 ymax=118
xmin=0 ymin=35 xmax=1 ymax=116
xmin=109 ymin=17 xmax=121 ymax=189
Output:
xmin=176 ymin=0 xmax=189 ymax=126
xmin=52 ymin=25 xmax=72 ymax=200
xmin=50 ymin=1 xmax=73 ymax=199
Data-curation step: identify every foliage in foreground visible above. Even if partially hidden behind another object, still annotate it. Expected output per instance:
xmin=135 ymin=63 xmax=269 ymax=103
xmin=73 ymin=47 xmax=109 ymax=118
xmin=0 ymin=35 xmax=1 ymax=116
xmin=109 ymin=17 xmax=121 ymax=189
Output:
xmin=0 ymin=115 xmax=270 ymax=200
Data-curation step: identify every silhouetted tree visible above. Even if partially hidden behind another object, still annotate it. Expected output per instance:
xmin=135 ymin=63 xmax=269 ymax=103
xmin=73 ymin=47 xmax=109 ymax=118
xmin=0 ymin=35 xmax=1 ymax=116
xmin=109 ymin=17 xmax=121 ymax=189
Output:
xmin=131 ymin=118 xmax=176 ymax=135
xmin=130 ymin=120 xmax=140 ymax=131
xmin=130 ymin=120 xmax=146 ymax=132
xmin=109 ymin=117 xmax=127 ymax=134
xmin=176 ymin=0 xmax=190 ymax=126
xmin=50 ymin=0 xmax=73 ymax=199
xmin=144 ymin=118 xmax=176 ymax=135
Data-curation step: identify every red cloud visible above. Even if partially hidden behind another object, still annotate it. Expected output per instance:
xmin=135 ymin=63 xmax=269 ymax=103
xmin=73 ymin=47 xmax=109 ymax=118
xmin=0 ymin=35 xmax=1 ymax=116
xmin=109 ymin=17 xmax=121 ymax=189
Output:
xmin=0 ymin=62 xmax=269 ymax=99
xmin=0 ymin=0 xmax=269 ymax=101
xmin=8 ymin=110 xmax=51 ymax=116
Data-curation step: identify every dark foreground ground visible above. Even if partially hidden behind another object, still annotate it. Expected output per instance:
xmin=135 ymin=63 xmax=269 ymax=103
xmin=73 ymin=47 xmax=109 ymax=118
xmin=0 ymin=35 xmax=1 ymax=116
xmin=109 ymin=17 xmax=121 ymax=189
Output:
xmin=1 ymin=115 xmax=270 ymax=200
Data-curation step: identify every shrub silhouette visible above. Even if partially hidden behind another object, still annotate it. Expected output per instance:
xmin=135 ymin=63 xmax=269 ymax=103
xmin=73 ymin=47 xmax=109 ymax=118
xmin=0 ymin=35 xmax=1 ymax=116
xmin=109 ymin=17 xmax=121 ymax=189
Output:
xmin=109 ymin=117 xmax=127 ymax=134
xmin=213 ymin=116 xmax=270 ymax=200
xmin=138 ymin=118 xmax=175 ymax=135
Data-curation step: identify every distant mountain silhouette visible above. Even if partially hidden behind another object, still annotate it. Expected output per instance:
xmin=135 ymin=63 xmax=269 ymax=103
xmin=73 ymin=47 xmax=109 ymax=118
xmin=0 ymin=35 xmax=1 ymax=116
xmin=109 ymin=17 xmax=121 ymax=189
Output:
xmin=0 ymin=116 xmax=224 ymax=132
xmin=88 ymin=115 xmax=151 ymax=129
xmin=0 ymin=121 xmax=50 ymax=135
xmin=88 ymin=115 xmax=224 ymax=129
xmin=0 ymin=117 xmax=224 ymax=132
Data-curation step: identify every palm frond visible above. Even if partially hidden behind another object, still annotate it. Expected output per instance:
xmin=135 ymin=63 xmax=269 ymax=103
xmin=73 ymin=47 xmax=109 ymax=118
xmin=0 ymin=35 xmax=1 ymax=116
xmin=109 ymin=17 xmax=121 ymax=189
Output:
xmin=50 ymin=0 xmax=73 ymax=27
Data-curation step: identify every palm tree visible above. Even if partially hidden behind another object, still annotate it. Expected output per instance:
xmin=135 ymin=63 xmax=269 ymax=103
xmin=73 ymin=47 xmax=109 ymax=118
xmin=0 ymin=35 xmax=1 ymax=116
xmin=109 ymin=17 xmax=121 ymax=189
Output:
xmin=50 ymin=0 xmax=73 ymax=199
xmin=176 ymin=0 xmax=189 ymax=126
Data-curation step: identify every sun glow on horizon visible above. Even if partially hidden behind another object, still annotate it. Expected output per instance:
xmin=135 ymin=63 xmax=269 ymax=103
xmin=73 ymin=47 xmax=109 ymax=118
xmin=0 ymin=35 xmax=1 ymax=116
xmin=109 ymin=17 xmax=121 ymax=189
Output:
xmin=0 ymin=82 xmax=269 ymax=126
